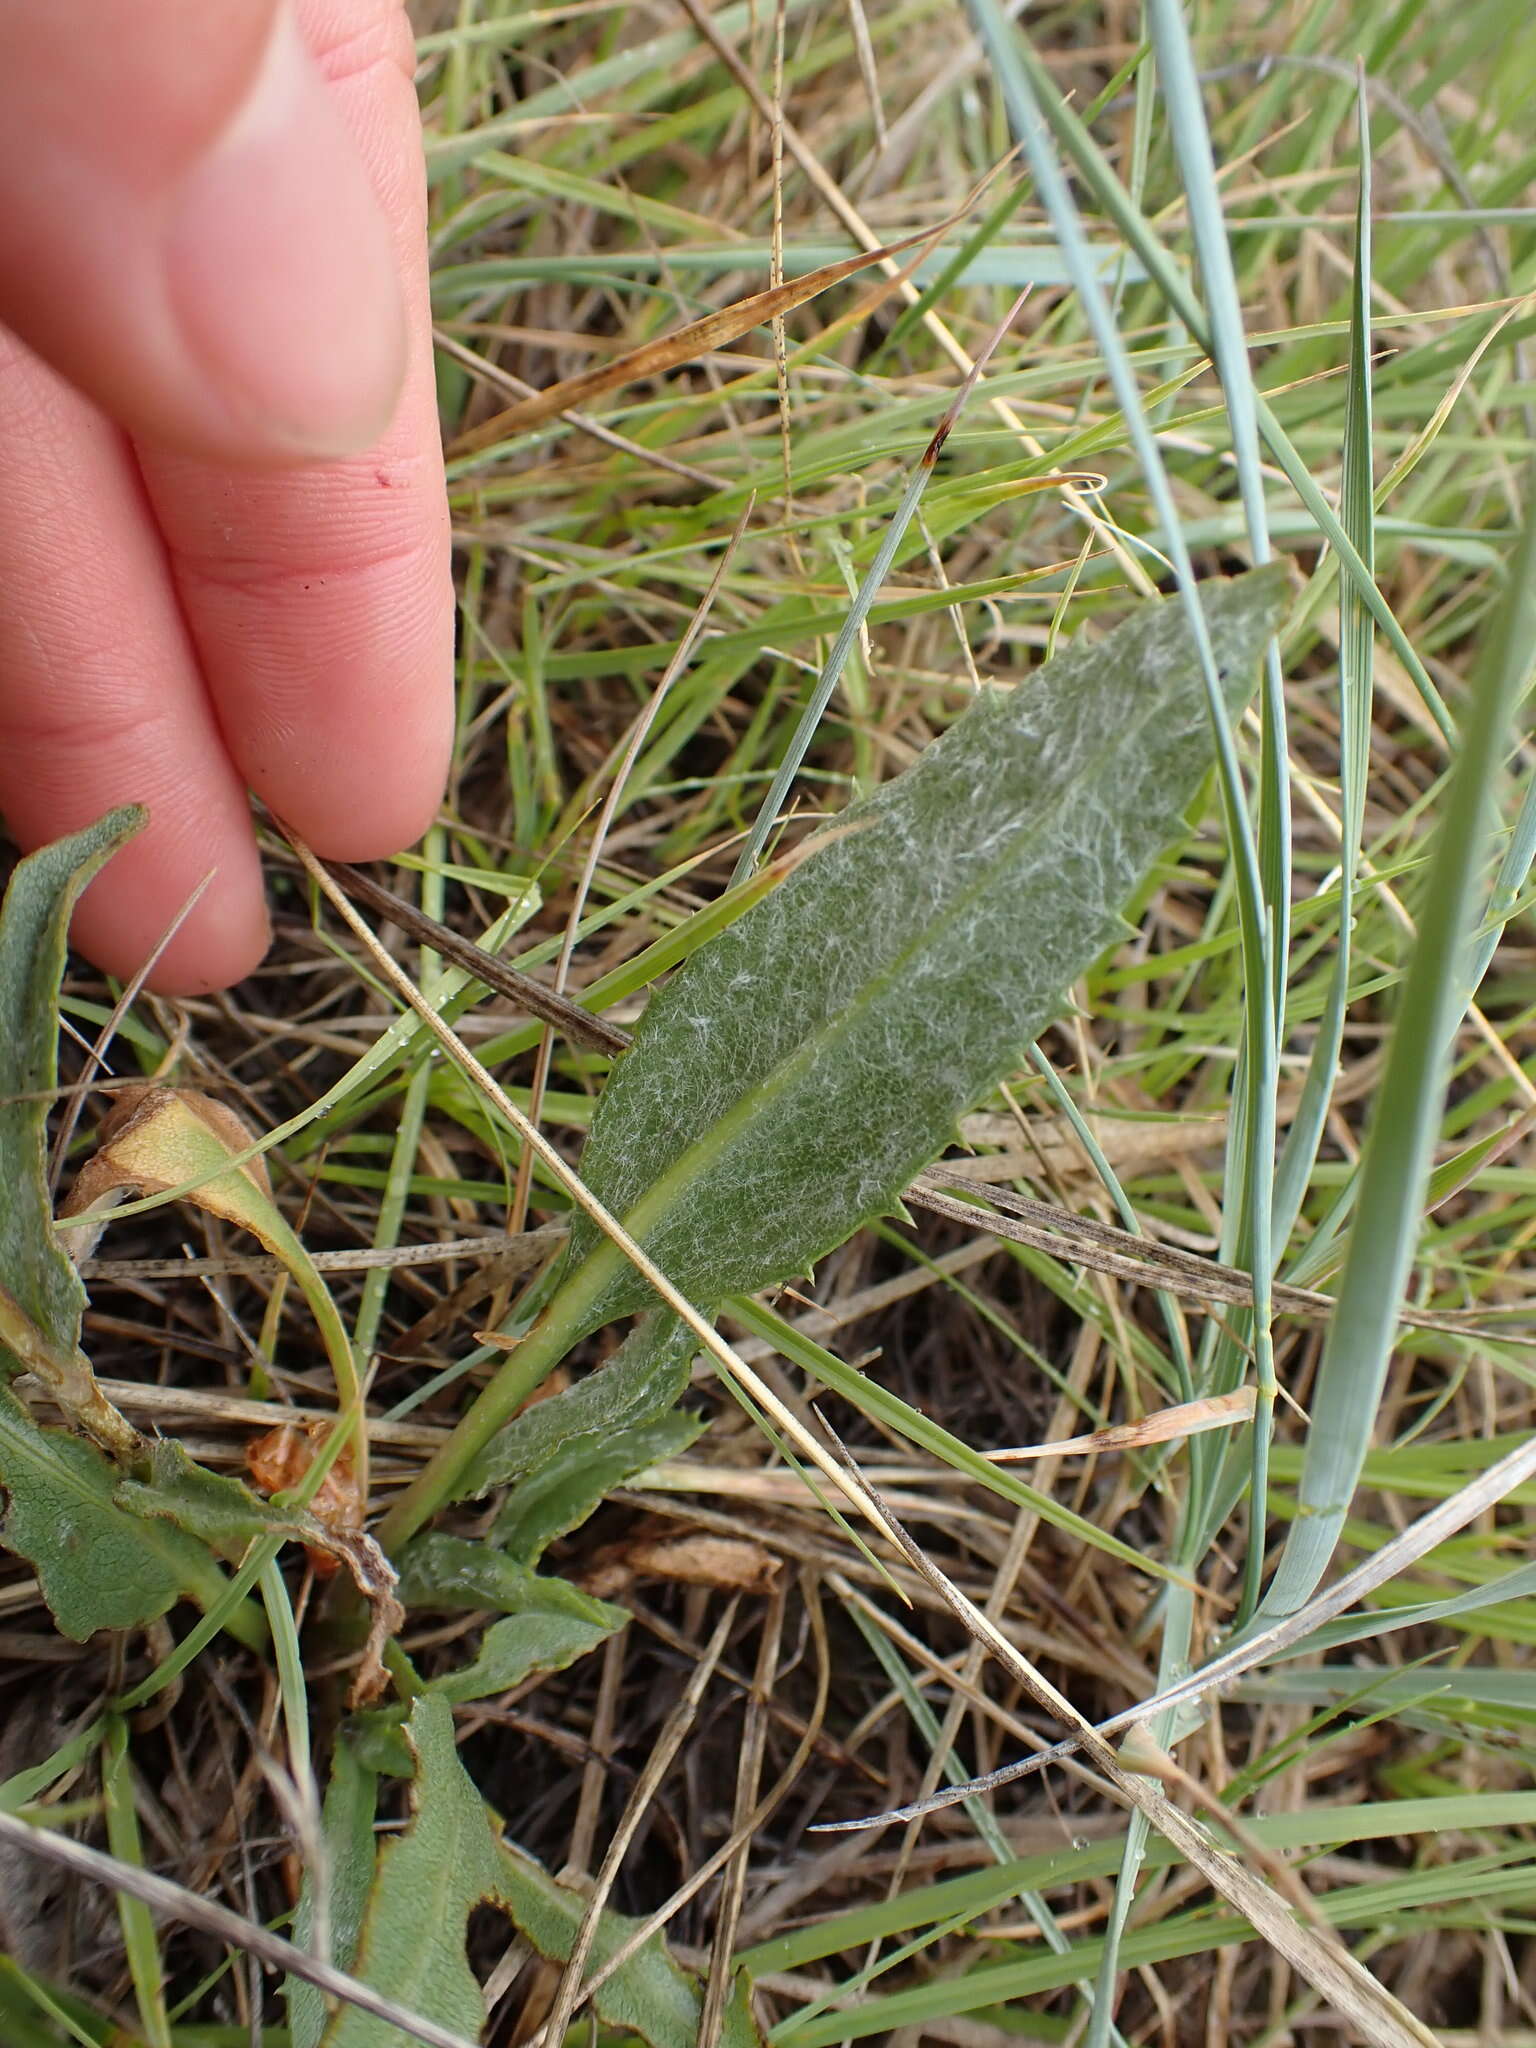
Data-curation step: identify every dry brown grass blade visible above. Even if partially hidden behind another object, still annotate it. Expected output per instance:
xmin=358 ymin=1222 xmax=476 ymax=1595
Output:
xmin=811 ymin=1433 xmax=1442 ymax=2048
xmin=510 ymin=495 xmax=754 ymax=1234
xmin=987 ymin=1387 xmax=1256 ymax=1463
xmin=551 ymin=1568 xmax=832 ymax=2017
xmin=79 ymin=1224 xmax=565 ymax=1284
xmin=909 ymin=1172 xmax=1532 ymax=1340
xmin=833 ymin=1424 xmax=1536 ymax=1824
xmin=315 ymin=859 xmax=632 ymax=1057
xmin=447 ymin=217 xmax=966 ymax=453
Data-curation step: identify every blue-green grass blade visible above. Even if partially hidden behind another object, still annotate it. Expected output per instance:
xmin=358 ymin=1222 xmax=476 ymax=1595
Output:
xmin=972 ymin=18 xmax=1453 ymax=744
xmin=1274 ymin=86 xmax=1376 ymax=1249
xmin=1257 ymin=475 xmax=1536 ymax=1622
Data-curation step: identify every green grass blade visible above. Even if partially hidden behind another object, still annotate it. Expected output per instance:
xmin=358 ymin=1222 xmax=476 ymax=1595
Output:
xmin=1273 ymin=81 xmax=1376 ymax=1248
xmin=973 ymin=17 xmax=1453 ymax=743
xmin=1257 ymin=476 xmax=1536 ymax=1621
xmin=102 ymin=1719 xmax=171 ymax=2048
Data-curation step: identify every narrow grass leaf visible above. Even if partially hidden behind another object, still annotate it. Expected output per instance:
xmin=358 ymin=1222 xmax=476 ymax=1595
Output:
xmin=450 ymin=216 xmax=960 ymax=451
xmin=1273 ymin=82 xmax=1376 ymax=1247
xmin=289 ymin=1741 xmax=380 ymax=2048
xmin=101 ymin=1718 xmax=171 ymax=2048
xmin=560 ymin=569 xmax=1287 ymax=1338
xmin=1279 ymin=1561 xmax=1536 ymax=1659
xmin=968 ymin=13 xmax=1452 ymax=741
xmin=1258 ymin=481 xmax=1536 ymax=1621
xmin=732 ymin=293 xmax=1034 ymax=885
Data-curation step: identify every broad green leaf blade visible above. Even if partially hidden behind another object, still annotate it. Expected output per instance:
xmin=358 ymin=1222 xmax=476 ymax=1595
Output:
xmin=0 ymin=1386 xmax=230 ymax=1638
xmin=0 ymin=806 xmax=143 ymax=1353
xmin=288 ymin=1740 xmax=380 ymax=2048
xmin=320 ymin=1694 xmax=757 ymax=2048
xmin=319 ymin=1696 xmax=506 ymax=2048
xmin=400 ymin=1532 xmax=624 ymax=1625
xmin=0 ymin=810 xmax=256 ymax=1643
xmin=462 ymin=1310 xmax=695 ymax=1500
xmin=397 ymin=1535 xmax=627 ymax=1702
xmin=497 ymin=1841 xmax=763 ymax=2048
xmin=116 ymin=1441 xmax=344 ymax=1559
xmin=429 ymin=1602 xmax=624 ymax=1704
xmin=492 ymin=1407 xmax=704 ymax=1564
xmin=563 ymin=570 xmax=1288 ymax=1332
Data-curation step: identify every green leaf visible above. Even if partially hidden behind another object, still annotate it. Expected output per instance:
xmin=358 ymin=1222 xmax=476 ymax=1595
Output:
xmin=0 ymin=1386 xmax=230 ymax=1639
xmin=116 ymin=1442 xmax=343 ymax=1559
xmin=1256 ymin=486 xmax=1536 ymax=1625
xmin=288 ymin=1740 xmax=380 ymax=2048
xmin=429 ymin=1604 xmax=624 ymax=1703
xmin=496 ymin=1840 xmax=764 ymax=2048
xmin=316 ymin=1695 xmax=760 ymax=2048
xmin=0 ymin=806 xmax=143 ymax=1356
xmin=102 ymin=1717 xmax=172 ymax=2048
xmin=492 ymin=1407 xmax=704 ymax=1564
xmin=398 ymin=1533 xmax=606 ymax=1615
xmin=561 ymin=570 xmax=1289 ymax=1333
xmin=462 ymin=1311 xmax=696 ymax=1500
xmin=0 ymin=810 xmax=263 ymax=1645
xmin=318 ymin=1697 xmax=505 ymax=2048
xmin=398 ymin=1535 xmax=627 ymax=1704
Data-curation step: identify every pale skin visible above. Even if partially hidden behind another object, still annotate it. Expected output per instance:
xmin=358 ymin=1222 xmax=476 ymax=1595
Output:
xmin=0 ymin=0 xmax=455 ymax=993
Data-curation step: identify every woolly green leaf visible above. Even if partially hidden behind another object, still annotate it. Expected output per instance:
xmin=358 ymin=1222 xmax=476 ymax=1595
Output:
xmin=317 ymin=1697 xmax=504 ymax=2048
xmin=430 ymin=1603 xmax=623 ymax=1704
xmin=562 ymin=570 xmax=1288 ymax=1332
xmin=0 ymin=1386 xmax=228 ymax=1639
xmin=398 ymin=1532 xmax=610 ymax=1616
xmin=117 ymin=1441 xmax=342 ymax=1559
xmin=0 ymin=809 xmax=251 ymax=1640
xmin=317 ymin=1695 xmax=761 ymax=2048
xmin=497 ymin=1840 xmax=764 ymax=2048
xmin=492 ymin=1406 xmax=704 ymax=1564
xmin=462 ymin=1311 xmax=695 ymax=1500
xmin=0 ymin=806 xmax=143 ymax=1358
xmin=397 ymin=1534 xmax=627 ymax=1702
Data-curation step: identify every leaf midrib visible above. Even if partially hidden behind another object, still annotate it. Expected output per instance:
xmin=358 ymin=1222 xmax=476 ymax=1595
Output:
xmin=580 ymin=631 xmax=1206 ymax=1295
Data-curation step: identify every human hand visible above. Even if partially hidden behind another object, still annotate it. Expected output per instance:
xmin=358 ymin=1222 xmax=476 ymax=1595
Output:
xmin=0 ymin=0 xmax=455 ymax=993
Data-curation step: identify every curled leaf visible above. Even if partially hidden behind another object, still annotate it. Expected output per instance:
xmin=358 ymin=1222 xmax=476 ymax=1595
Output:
xmin=118 ymin=1443 xmax=401 ymax=1706
xmin=585 ymin=1529 xmax=781 ymax=1600
xmin=59 ymin=1083 xmax=273 ymax=1264
xmin=62 ymin=1084 xmax=367 ymax=1503
xmin=0 ymin=1278 xmax=140 ymax=1460
xmin=248 ymin=1421 xmax=365 ymax=1578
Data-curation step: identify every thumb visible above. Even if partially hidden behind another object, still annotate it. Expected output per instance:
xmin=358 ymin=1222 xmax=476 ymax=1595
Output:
xmin=0 ymin=1 xmax=406 ymax=462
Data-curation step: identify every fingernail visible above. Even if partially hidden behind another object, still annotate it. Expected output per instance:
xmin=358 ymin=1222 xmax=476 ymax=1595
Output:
xmin=163 ymin=8 xmax=406 ymax=457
